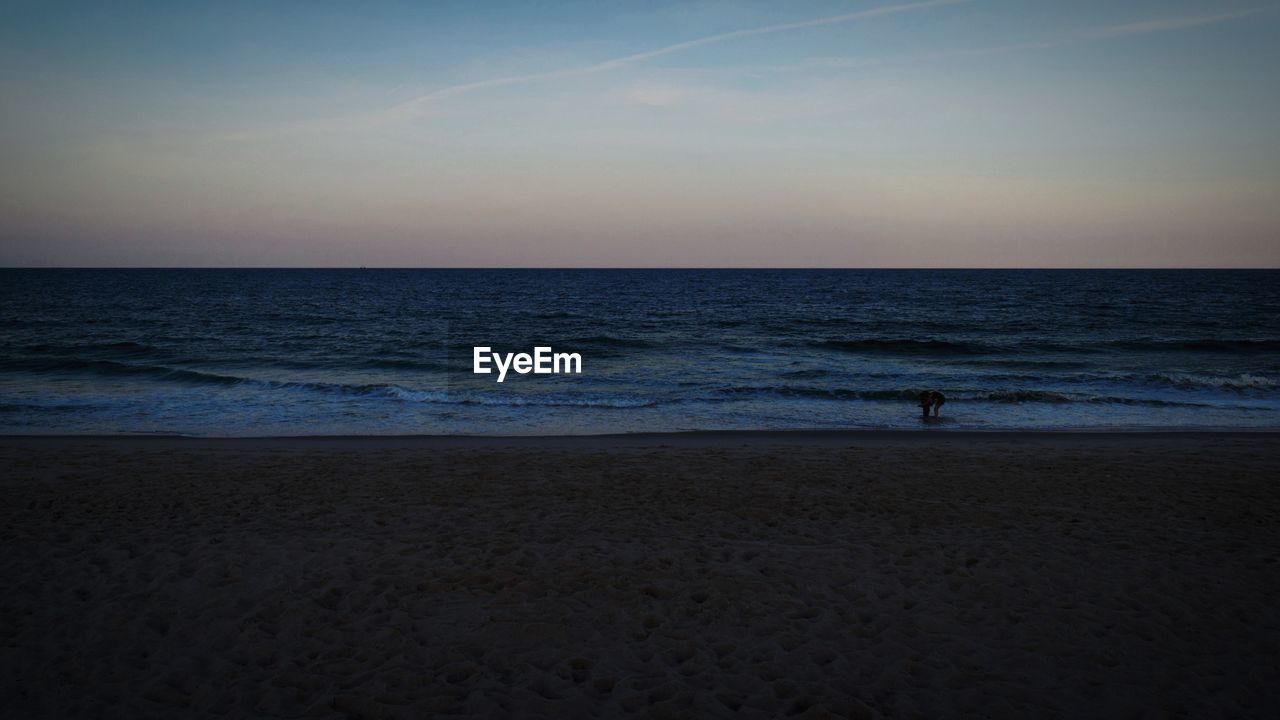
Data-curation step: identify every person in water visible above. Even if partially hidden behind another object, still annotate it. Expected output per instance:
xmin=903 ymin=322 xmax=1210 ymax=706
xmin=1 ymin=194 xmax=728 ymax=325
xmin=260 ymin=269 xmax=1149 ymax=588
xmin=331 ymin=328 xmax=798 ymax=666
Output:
xmin=919 ymin=390 xmax=946 ymax=419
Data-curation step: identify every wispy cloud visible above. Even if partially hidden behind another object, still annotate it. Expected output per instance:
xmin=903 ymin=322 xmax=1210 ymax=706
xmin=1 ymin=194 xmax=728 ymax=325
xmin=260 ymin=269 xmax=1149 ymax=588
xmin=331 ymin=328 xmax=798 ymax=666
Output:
xmin=619 ymin=82 xmax=695 ymax=108
xmin=380 ymin=0 xmax=968 ymax=121
xmin=761 ymin=5 xmax=1274 ymax=73
xmin=1084 ymin=6 xmax=1271 ymax=39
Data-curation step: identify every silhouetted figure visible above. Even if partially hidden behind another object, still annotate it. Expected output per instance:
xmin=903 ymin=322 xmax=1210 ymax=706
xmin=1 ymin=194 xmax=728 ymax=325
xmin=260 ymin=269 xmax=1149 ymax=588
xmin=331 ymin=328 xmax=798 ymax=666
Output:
xmin=919 ymin=390 xmax=946 ymax=419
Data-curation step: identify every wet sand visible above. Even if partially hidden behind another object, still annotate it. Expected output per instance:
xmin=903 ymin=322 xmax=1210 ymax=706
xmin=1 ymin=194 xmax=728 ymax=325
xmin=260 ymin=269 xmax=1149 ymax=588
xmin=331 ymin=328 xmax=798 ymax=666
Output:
xmin=2 ymin=432 xmax=1279 ymax=718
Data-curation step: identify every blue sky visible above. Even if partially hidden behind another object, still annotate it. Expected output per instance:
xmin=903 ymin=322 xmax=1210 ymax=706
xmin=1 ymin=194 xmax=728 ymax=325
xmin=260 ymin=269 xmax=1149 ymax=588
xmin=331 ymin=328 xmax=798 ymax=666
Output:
xmin=1 ymin=0 xmax=1277 ymax=266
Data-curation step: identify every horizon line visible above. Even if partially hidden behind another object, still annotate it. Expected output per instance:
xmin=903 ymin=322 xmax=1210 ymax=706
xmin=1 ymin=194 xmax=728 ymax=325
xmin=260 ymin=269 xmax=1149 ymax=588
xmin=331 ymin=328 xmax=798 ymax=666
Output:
xmin=3 ymin=266 xmax=1278 ymax=271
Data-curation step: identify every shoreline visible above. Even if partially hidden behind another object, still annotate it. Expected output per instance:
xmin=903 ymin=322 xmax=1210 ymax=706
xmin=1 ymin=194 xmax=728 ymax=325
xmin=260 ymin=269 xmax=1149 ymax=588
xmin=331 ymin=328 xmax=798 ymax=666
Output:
xmin=3 ymin=427 xmax=1279 ymax=450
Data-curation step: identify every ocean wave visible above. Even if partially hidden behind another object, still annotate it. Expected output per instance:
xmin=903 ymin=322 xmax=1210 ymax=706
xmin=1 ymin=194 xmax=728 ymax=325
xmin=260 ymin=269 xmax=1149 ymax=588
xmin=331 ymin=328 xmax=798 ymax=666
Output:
xmin=718 ymin=344 xmax=765 ymax=354
xmin=1102 ymin=339 xmax=1280 ymax=353
xmin=444 ymin=336 xmax=652 ymax=353
xmin=719 ymin=386 xmax=915 ymax=401
xmin=0 ymin=358 xmax=244 ymax=385
xmin=0 ymin=357 xmax=660 ymax=408
xmin=779 ymin=368 xmax=831 ymax=379
xmin=979 ymin=390 xmax=1074 ymax=403
xmin=19 ymin=341 xmax=169 ymax=358
xmin=355 ymin=386 xmax=662 ymax=408
xmin=1147 ymin=372 xmax=1276 ymax=391
xmin=0 ymin=402 xmax=102 ymax=414
xmin=6 ymin=352 xmax=456 ymax=376
xmin=954 ymin=358 xmax=1091 ymax=369
xmin=356 ymin=358 xmax=454 ymax=372
xmin=813 ymin=338 xmax=997 ymax=355
xmin=809 ymin=337 xmax=1280 ymax=357
xmin=205 ymin=356 xmax=453 ymax=373
xmin=566 ymin=335 xmax=654 ymax=349
xmin=715 ymin=385 xmax=1214 ymax=407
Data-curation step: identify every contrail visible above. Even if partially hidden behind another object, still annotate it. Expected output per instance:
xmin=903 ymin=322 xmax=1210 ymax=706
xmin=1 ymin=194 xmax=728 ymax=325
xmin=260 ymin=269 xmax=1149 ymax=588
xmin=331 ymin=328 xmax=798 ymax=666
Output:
xmin=383 ymin=0 xmax=969 ymax=120
xmin=763 ymin=5 xmax=1274 ymax=73
xmin=1084 ymin=6 xmax=1271 ymax=39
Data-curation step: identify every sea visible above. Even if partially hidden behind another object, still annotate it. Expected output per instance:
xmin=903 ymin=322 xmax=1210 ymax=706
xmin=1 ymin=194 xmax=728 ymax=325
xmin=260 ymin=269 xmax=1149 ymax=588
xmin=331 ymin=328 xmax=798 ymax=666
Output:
xmin=2 ymin=269 xmax=1277 ymax=436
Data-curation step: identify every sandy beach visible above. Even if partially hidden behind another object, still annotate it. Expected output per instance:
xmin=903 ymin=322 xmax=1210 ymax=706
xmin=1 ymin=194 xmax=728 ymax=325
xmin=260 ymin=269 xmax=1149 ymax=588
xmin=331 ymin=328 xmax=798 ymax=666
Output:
xmin=2 ymin=431 xmax=1278 ymax=718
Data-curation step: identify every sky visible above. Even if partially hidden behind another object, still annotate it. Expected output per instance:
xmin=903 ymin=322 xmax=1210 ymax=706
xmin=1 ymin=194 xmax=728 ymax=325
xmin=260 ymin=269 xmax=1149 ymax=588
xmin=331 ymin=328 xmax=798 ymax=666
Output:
xmin=1 ymin=0 xmax=1278 ymax=267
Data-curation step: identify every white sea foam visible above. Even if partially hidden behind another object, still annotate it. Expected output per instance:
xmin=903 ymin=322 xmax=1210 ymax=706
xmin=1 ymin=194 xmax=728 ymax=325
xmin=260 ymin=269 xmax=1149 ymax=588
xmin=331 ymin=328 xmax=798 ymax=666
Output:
xmin=1152 ymin=373 xmax=1276 ymax=391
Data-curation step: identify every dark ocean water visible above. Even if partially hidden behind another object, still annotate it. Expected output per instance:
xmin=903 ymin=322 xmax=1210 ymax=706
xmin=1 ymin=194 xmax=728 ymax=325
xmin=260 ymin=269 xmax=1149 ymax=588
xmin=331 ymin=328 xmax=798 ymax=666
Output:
xmin=1 ymin=269 xmax=1278 ymax=435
